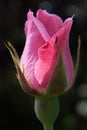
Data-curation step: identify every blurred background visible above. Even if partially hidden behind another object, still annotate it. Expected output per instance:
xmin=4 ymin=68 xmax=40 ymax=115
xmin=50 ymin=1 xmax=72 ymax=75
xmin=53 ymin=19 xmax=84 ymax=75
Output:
xmin=0 ymin=0 xmax=87 ymax=130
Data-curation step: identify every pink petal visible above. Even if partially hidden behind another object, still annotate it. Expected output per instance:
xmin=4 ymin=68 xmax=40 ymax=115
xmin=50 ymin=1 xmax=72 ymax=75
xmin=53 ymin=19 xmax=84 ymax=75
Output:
xmin=20 ymin=10 xmax=50 ymax=91
xmin=34 ymin=41 xmax=58 ymax=90
xmin=61 ymin=41 xmax=74 ymax=89
xmin=24 ymin=11 xmax=33 ymax=36
xmin=57 ymin=18 xmax=74 ymax=87
xmin=37 ymin=9 xmax=63 ymax=37
xmin=25 ymin=10 xmax=50 ymax=41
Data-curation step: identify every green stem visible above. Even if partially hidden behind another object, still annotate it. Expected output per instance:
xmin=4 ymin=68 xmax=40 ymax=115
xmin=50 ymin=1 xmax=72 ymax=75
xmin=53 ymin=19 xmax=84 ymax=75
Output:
xmin=43 ymin=124 xmax=53 ymax=130
xmin=34 ymin=96 xmax=59 ymax=130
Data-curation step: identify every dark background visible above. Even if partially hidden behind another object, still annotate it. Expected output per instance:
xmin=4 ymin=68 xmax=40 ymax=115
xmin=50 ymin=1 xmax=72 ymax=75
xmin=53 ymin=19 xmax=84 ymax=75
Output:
xmin=0 ymin=0 xmax=87 ymax=130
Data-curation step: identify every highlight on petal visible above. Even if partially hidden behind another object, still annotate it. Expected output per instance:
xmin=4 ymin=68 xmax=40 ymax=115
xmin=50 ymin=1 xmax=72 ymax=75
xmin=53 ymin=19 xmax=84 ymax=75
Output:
xmin=37 ymin=9 xmax=63 ymax=37
xmin=63 ymin=17 xmax=73 ymax=28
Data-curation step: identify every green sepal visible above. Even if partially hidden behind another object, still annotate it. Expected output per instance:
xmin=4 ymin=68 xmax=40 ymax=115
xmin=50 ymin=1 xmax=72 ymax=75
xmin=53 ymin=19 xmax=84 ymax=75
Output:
xmin=75 ymin=36 xmax=81 ymax=78
xmin=45 ymin=38 xmax=67 ymax=97
xmin=6 ymin=42 xmax=40 ymax=96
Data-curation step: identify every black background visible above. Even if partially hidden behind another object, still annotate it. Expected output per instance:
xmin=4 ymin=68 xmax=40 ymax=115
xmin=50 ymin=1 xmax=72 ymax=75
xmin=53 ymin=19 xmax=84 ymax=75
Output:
xmin=0 ymin=0 xmax=87 ymax=130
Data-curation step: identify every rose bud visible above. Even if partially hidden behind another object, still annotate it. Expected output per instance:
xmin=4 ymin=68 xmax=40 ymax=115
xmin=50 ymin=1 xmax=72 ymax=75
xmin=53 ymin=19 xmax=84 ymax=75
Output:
xmin=6 ymin=9 xmax=80 ymax=97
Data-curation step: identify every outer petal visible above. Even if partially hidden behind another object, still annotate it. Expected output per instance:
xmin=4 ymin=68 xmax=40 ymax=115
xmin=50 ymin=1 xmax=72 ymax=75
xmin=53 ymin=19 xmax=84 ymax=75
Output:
xmin=57 ymin=18 xmax=74 ymax=88
xmin=25 ymin=10 xmax=50 ymax=41
xmin=37 ymin=9 xmax=63 ymax=37
xmin=34 ymin=40 xmax=58 ymax=90
xmin=20 ymin=10 xmax=50 ymax=91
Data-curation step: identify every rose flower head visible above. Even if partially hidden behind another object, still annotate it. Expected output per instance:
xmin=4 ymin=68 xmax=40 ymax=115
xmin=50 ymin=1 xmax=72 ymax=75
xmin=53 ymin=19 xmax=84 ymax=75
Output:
xmin=6 ymin=9 xmax=80 ymax=97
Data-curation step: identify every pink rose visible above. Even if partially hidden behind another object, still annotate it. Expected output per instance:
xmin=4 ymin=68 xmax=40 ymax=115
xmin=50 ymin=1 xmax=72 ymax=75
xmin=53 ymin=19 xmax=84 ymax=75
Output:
xmin=20 ymin=9 xmax=74 ymax=95
xmin=7 ymin=9 xmax=75 ymax=96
